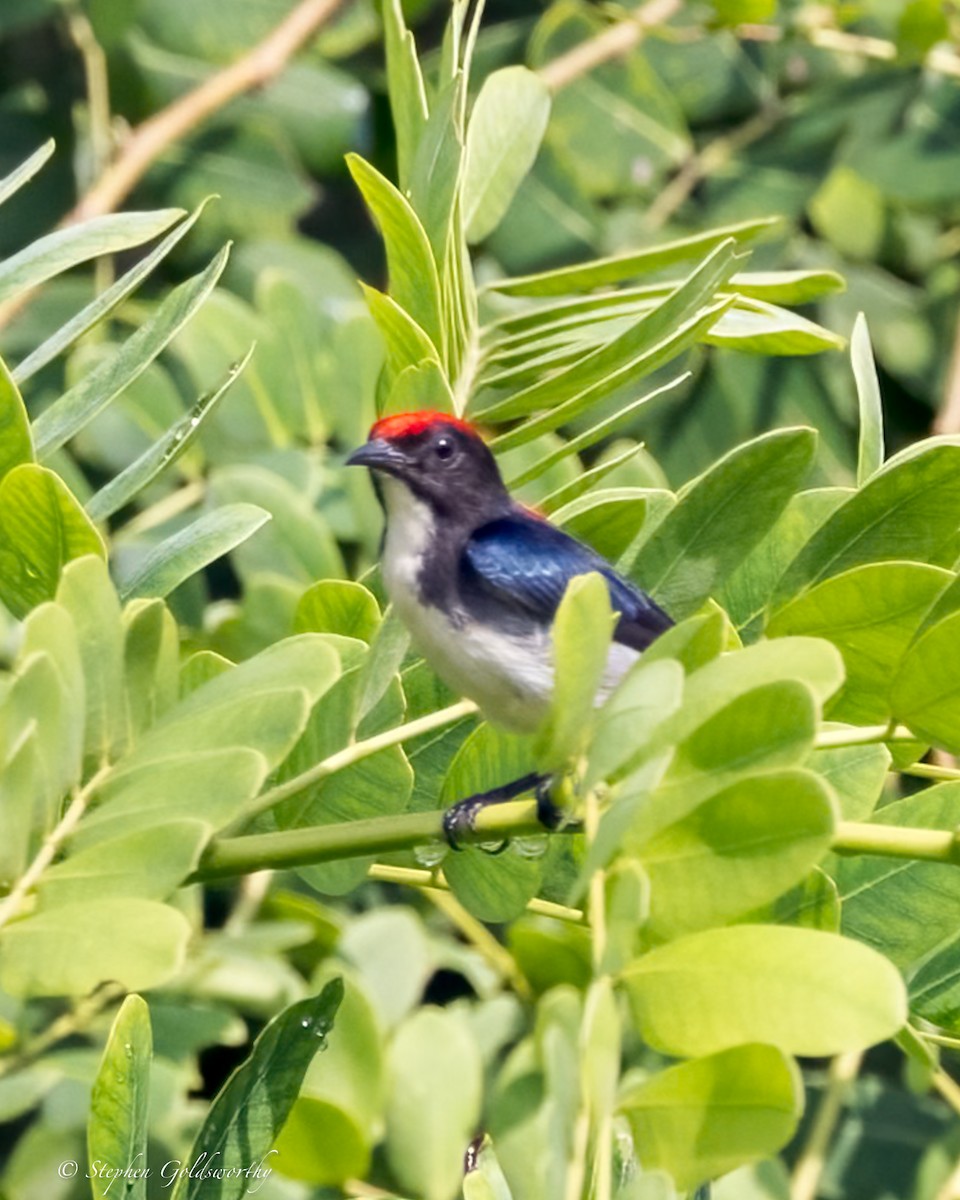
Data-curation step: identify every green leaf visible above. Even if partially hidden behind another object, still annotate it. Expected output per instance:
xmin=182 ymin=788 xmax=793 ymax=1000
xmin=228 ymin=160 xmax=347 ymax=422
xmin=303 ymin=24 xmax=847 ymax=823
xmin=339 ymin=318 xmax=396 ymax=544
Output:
xmin=385 ymin=1007 xmax=483 ymax=1200
xmin=622 ymin=925 xmax=907 ymax=1057
xmin=122 ymin=599 xmax=180 ymax=738
xmin=14 ymin=200 xmax=215 ymax=385
xmin=0 ymin=354 xmax=33 ymax=484
xmin=86 ymin=344 xmax=255 ymax=522
xmin=32 ymin=244 xmax=230 ymax=457
xmin=482 ymin=240 xmax=739 ymax=424
xmin=852 ymin=313 xmax=884 ymax=485
xmin=56 ymin=556 xmax=127 ymax=761
xmin=464 ymin=67 xmax=551 ymax=243
xmin=118 ymin=503 xmax=271 ymax=600
xmin=619 ymin=1044 xmax=801 ymax=1191
xmin=173 ymin=979 xmax=344 ymax=1200
xmin=485 ymin=217 xmax=778 ymax=297
xmin=536 ymin=573 xmax=615 ymax=770
xmin=0 ymin=898 xmax=191 ymax=997
xmin=0 ymin=209 xmax=184 ymax=304
xmin=440 ymin=724 xmax=542 ymax=922
xmin=768 ymin=562 xmax=953 ymax=725
xmin=892 ymin=611 xmax=960 ymax=752
xmin=39 ymin=820 xmax=209 ymax=907
xmin=88 ymin=995 xmax=152 ymax=1200
xmin=835 ymin=786 xmax=960 ymax=975
xmin=0 ymin=465 xmax=105 ymax=618
xmin=73 ymin=749 xmax=267 ymax=847
xmin=125 ymin=635 xmax=340 ymax=770
xmin=295 ymin=580 xmax=381 ymax=643
xmin=463 ymin=1137 xmax=515 ymax=1200
xmin=589 ymin=658 xmax=684 ymax=787
xmin=809 ymin=741 xmax=890 ymax=821
xmin=382 ymin=0 xmax=429 ymax=190
xmin=704 ymin=300 xmax=844 ymax=356
xmin=640 ymin=769 xmax=836 ymax=938
xmin=273 ymin=967 xmax=384 ymax=1186
xmin=384 ymin=359 xmax=456 ymax=416
xmin=0 ymin=139 xmax=54 ymax=208
xmin=347 ymin=154 xmax=443 ymax=351
xmin=360 ymin=283 xmax=441 ymax=380
xmin=409 ymin=75 xmax=464 ymax=264
xmin=633 ymin=428 xmax=816 ymax=619
xmin=775 ymin=443 xmax=960 ymax=603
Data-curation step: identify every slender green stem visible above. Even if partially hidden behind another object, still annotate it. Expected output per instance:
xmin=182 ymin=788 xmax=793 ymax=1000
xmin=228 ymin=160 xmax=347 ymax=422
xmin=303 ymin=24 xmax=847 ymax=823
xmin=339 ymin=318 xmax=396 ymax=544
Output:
xmin=367 ymin=863 xmax=585 ymax=923
xmin=226 ymin=699 xmax=477 ymax=832
xmin=815 ymin=723 xmax=912 ymax=749
xmin=194 ymin=797 xmax=547 ymax=880
xmin=900 ymin=762 xmax=960 ymax=784
xmin=195 ymin=811 xmax=960 ymax=882
xmin=832 ymin=821 xmax=960 ymax=863
xmin=790 ymin=1051 xmax=863 ymax=1200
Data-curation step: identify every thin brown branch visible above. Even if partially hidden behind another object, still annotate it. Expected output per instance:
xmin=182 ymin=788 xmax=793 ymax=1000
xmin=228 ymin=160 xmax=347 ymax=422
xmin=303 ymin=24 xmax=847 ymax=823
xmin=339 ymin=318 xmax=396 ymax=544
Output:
xmin=67 ymin=0 xmax=344 ymax=224
xmin=644 ymin=102 xmax=782 ymax=230
xmin=537 ymin=0 xmax=683 ymax=92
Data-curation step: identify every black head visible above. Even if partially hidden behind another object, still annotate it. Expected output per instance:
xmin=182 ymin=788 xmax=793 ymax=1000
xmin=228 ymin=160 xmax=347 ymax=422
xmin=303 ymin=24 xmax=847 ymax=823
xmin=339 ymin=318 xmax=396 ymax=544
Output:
xmin=346 ymin=411 xmax=509 ymax=523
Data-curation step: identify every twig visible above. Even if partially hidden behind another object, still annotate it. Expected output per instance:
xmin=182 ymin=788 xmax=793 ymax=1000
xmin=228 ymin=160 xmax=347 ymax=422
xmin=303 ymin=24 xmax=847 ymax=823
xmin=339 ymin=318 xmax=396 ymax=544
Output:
xmin=67 ymin=0 xmax=344 ymax=224
xmin=0 ymin=982 xmax=124 ymax=1078
xmin=226 ymin=698 xmax=477 ymax=830
xmin=367 ymin=863 xmax=586 ymax=923
xmin=425 ymin=886 xmax=533 ymax=1000
xmin=0 ymin=764 xmax=112 ymax=932
xmin=790 ymin=1051 xmax=863 ymax=1200
xmin=537 ymin=0 xmax=682 ymax=92
xmin=644 ymin=103 xmax=782 ymax=229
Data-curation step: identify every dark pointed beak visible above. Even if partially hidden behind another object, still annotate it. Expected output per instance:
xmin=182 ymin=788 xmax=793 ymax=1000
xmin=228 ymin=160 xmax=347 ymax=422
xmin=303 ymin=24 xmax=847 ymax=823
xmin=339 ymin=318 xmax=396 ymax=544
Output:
xmin=345 ymin=438 xmax=407 ymax=475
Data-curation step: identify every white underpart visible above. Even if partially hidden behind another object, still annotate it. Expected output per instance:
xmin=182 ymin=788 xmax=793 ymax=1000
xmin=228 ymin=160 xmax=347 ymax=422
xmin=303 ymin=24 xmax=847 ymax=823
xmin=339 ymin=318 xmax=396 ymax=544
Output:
xmin=379 ymin=477 xmax=639 ymax=734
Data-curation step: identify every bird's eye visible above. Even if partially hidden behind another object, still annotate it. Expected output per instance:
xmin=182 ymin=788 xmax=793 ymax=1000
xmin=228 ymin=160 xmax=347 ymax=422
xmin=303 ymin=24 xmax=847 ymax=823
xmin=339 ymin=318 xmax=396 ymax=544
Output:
xmin=434 ymin=436 xmax=456 ymax=462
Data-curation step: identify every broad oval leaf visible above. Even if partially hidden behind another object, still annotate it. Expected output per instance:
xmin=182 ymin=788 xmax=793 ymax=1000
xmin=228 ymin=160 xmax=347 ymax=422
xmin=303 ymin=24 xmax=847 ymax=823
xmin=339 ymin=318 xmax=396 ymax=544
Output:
xmin=618 ymin=1044 xmax=802 ymax=1191
xmin=622 ymin=925 xmax=907 ymax=1057
xmin=892 ymin=610 xmax=960 ymax=753
xmin=0 ymin=464 xmax=105 ymax=618
xmin=0 ymin=898 xmax=191 ymax=997
xmin=385 ymin=1007 xmax=483 ymax=1200
xmin=775 ymin=442 xmax=960 ymax=604
xmin=640 ymin=769 xmax=836 ymax=937
xmin=632 ymin=427 xmax=817 ymax=619
xmin=768 ymin=561 xmax=953 ymax=724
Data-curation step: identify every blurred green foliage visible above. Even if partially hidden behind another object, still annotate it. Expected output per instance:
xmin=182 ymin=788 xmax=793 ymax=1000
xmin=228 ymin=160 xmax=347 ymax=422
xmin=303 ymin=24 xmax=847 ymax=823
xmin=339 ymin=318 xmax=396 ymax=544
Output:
xmin=1 ymin=2 xmax=960 ymax=1200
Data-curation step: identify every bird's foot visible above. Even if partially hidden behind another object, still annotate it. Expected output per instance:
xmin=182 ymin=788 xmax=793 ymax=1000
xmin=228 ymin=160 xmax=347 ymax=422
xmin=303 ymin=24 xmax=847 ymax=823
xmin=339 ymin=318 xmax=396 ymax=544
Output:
xmin=443 ymin=771 xmax=548 ymax=850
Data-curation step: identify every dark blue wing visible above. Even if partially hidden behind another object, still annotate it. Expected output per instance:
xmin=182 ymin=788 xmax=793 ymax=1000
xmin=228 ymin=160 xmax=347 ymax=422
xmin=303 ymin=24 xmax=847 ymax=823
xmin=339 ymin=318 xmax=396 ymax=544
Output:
xmin=461 ymin=510 xmax=672 ymax=651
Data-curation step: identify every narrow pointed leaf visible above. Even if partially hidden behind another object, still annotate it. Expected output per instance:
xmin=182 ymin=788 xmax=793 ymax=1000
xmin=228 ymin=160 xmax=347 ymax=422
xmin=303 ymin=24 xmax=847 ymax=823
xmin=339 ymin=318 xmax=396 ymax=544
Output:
xmin=485 ymin=217 xmax=778 ymax=297
xmin=0 ymin=355 xmax=33 ymax=483
xmin=88 ymin=995 xmax=152 ymax=1200
xmin=852 ymin=312 xmax=884 ymax=485
xmin=347 ymin=154 xmax=443 ymax=350
xmin=464 ymin=67 xmax=551 ymax=243
xmin=33 ymin=244 xmax=230 ymax=457
xmin=86 ymin=344 xmax=255 ymax=522
xmin=14 ymin=200 xmax=215 ymax=385
xmin=119 ymin=503 xmax=270 ymax=600
xmin=173 ymin=980 xmax=344 ymax=1200
xmin=0 ymin=140 xmax=54 ymax=208
xmin=0 ymin=209 xmax=184 ymax=304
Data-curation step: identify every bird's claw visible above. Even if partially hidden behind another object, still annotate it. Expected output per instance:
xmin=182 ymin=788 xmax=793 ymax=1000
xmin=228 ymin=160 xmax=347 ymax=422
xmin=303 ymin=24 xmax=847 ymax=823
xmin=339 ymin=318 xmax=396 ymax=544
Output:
xmin=442 ymin=772 xmax=571 ymax=851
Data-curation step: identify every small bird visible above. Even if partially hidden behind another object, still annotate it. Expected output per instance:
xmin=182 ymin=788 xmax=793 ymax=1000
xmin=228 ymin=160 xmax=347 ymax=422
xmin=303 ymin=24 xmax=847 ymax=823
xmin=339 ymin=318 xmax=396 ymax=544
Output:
xmin=346 ymin=411 xmax=673 ymax=839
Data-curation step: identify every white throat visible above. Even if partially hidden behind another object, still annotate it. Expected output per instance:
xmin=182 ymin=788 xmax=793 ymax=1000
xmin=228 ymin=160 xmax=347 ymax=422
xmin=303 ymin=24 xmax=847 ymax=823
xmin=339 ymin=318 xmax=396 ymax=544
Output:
xmin=379 ymin=476 xmax=436 ymax=606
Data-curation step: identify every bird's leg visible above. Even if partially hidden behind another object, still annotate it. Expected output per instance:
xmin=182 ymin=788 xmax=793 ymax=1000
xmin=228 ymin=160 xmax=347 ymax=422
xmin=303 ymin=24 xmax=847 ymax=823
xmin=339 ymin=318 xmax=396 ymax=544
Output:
xmin=443 ymin=771 xmax=548 ymax=849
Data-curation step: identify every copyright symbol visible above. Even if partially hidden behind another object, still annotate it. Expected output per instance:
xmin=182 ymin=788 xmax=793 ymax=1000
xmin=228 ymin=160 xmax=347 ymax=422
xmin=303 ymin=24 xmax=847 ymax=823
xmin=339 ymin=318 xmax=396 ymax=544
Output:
xmin=58 ymin=1161 xmax=79 ymax=1179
